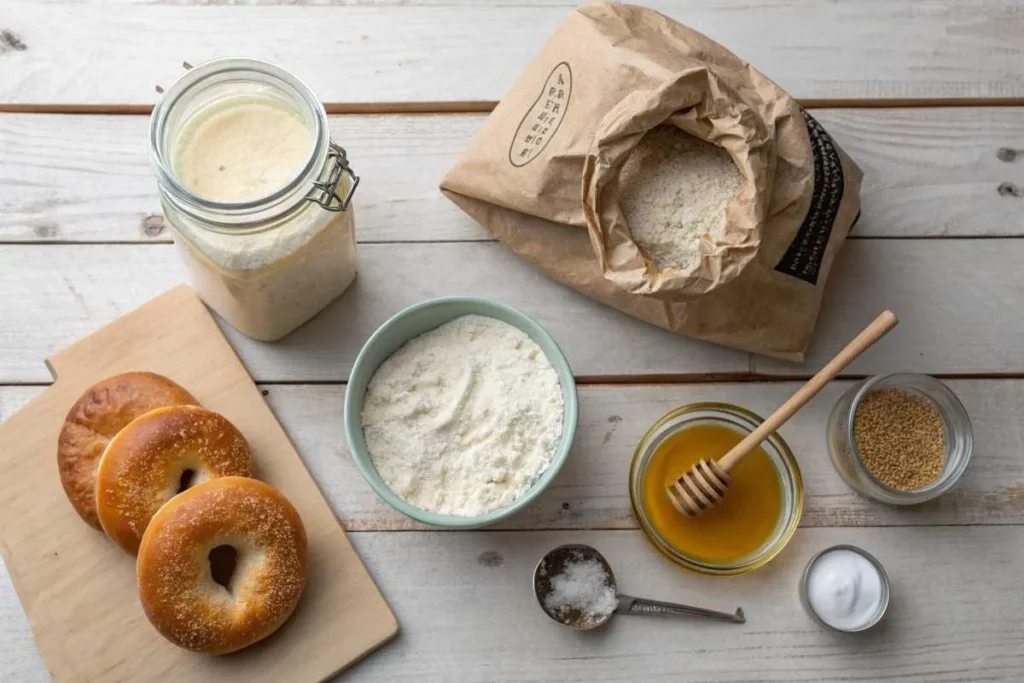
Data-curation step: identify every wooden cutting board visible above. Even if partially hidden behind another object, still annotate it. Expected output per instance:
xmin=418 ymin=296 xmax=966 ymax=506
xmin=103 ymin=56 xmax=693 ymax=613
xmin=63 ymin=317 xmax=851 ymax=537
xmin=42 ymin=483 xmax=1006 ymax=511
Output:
xmin=0 ymin=285 xmax=398 ymax=682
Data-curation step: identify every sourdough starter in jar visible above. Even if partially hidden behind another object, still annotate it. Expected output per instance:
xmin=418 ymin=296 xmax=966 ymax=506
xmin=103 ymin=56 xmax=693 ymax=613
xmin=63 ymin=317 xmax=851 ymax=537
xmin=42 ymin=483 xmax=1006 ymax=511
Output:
xmin=151 ymin=59 xmax=358 ymax=341
xmin=174 ymin=98 xmax=312 ymax=203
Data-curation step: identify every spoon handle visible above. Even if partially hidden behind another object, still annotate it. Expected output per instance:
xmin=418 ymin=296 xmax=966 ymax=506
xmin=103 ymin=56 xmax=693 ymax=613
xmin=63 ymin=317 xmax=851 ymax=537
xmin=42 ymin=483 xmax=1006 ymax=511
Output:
xmin=615 ymin=594 xmax=745 ymax=623
xmin=717 ymin=310 xmax=898 ymax=473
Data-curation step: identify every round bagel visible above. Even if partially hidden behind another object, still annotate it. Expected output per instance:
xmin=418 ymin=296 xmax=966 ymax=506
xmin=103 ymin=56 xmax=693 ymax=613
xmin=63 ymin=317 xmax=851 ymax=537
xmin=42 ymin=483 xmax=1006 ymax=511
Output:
xmin=95 ymin=405 xmax=254 ymax=554
xmin=58 ymin=372 xmax=197 ymax=528
xmin=137 ymin=477 xmax=307 ymax=655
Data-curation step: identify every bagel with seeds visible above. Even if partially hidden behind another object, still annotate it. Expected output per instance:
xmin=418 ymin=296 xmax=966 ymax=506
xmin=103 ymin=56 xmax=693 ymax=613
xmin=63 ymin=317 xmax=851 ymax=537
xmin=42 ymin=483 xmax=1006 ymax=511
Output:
xmin=136 ymin=477 xmax=307 ymax=655
xmin=95 ymin=404 xmax=254 ymax=554
xmin=58 ymin=372 xmax=197 ymax=528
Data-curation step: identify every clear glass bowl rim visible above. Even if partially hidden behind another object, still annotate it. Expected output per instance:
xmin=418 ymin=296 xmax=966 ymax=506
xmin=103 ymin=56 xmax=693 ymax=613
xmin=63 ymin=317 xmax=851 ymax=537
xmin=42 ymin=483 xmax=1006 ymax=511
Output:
xmin=799 ymin=543 xmax=891 ymax=633
xmin=628 ymin=402 xmax=804 ymax=576
xmin=839 ymin=373 xmax=973 ymax=499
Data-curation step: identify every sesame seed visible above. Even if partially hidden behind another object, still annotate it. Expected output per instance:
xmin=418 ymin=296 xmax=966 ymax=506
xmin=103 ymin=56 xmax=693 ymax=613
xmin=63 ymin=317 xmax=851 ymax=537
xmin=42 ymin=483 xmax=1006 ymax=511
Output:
xmin=853 ymin=388 xmax=946 ymax=491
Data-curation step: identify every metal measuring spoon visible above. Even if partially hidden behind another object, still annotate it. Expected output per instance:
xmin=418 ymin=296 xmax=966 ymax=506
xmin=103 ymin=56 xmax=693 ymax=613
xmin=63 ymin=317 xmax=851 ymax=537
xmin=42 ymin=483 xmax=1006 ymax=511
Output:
xmin=534 ymin=544 xmax=745 ymax=630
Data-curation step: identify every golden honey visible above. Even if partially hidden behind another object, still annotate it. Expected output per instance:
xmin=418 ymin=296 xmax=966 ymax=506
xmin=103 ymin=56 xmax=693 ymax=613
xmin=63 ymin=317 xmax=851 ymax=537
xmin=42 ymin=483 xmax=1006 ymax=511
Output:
xmin=640 ymin=423 xmax=783 ymax=564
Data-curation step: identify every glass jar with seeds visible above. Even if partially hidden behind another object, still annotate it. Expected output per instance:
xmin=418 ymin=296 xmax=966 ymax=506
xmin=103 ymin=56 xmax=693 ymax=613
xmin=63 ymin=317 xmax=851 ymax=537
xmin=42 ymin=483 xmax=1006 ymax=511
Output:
xmin=826 ymin=373 xmax=972 ymax=505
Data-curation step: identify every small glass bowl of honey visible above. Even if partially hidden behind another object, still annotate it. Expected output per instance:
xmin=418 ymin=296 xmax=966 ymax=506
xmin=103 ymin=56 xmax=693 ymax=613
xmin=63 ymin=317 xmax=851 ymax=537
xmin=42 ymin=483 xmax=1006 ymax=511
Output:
xmin=629 ymin=403 xmax=803 ymax=575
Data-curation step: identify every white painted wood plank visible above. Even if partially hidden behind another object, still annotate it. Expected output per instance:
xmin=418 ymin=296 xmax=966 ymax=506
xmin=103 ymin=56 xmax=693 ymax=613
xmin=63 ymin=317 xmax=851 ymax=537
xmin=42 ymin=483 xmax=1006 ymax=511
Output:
xmin=0 ymin=576 xmax=45 ymax=683
xmin=2 ymin=2 xmax=1023 ymax=105
xmin=13 ymin=0 xmax=615 ymax=4
xmin=0 ymin=243 xmax=750 ymax=383
xmin=0 ymin=114 xmax=490 ymax=243
xmin=2 ymin=527 xmax=1023 ymax=682
xmin=2 ymin=379 xmax=1019 ymax=529
xmin=814 ymin=108 xmax=1024 ymax=238
xmin=753 ymin=239 xmax=1024 ymax=376
xmin=1 ymin=109 xmax=1022 ymax=244
xmin=277 ymin=380 xmax=1024 ymax=530
xmin=1 ymin=239 xmax=1023 ymax=382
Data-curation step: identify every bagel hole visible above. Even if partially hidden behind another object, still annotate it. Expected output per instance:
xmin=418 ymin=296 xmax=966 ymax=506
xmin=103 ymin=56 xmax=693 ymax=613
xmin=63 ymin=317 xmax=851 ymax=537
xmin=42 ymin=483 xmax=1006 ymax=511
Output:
xmin=209 ymin=545 xmax=238 ymax=592
xmin=177 ymin=469 xmax=196 ymax=493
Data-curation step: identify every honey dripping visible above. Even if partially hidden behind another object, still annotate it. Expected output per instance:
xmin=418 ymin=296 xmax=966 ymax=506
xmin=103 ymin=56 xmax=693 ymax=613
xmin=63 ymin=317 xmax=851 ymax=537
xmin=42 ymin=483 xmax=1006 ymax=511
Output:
xmin=642 ymin=423 xmax=783 ymax=563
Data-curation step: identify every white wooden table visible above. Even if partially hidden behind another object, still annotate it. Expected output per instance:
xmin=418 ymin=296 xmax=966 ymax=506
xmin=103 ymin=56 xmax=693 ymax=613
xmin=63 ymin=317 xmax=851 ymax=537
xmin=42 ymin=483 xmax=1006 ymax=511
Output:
xmin=2 ymin=1 xmax=1024 ymax=681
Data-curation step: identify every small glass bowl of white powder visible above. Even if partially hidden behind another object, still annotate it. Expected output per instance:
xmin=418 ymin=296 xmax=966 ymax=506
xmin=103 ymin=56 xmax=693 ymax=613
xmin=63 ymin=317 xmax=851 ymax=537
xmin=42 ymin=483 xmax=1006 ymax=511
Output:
xmin=344 ymin=297 xmax=578 ymax=529
xmin=800 ymin=544 xmax=890 ymax=632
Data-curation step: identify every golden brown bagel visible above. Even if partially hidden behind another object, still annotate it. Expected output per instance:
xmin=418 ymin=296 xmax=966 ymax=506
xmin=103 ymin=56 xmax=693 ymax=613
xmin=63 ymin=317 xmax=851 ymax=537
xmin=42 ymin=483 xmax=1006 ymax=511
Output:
xmin=95 ymin=405 xmax=255 ymax=555
xmin=137 ymin=477 xmax=307 ymax=655
xmin=58 ymin=372 xmax=197 ymax=528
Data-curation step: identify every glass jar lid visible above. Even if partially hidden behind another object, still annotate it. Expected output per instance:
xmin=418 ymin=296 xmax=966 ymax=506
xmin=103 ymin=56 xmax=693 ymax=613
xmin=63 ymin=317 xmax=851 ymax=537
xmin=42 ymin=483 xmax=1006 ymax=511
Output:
xmin=149 ymin=58 xmax=358 ymax=230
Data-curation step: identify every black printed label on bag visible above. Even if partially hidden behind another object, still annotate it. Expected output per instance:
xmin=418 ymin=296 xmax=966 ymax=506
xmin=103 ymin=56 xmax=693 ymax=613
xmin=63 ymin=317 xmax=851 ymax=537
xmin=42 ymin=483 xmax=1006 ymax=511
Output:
xmin=508 ymin=62 xmax=572 ymax=167
xmin=774 ymin=110 xmax=845 ymax=285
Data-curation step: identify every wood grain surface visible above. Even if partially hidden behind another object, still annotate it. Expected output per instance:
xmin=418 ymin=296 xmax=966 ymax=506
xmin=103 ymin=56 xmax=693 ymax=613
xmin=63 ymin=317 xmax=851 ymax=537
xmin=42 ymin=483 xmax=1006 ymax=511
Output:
xmin=3 ymin=527 xmax=1024 ymax=682
xmin=0 ymin=239 xmax=1022 ymax=382
xmin=5 ymin=380 xmax=1021 ymax=530
xmin=1 ymin=0 xmax=1022 ymax=680
xmin=2 ymin=1 xmax=1023 ymax=105
xmin=1 ymin=108 xmax=1022 ymax=244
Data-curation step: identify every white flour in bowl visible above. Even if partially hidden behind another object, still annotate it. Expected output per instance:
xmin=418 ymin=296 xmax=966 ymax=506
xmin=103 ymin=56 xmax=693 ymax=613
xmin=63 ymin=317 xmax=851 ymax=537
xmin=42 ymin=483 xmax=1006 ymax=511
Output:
xmin=361 ymin=314 xmax=564 ymax=517
xmin=619 ymin=125 xmax=741 ymax=271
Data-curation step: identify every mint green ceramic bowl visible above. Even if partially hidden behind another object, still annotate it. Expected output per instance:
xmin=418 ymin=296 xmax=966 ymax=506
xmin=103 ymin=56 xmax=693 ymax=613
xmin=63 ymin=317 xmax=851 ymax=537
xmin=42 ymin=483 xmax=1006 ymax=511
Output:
xmin=344 ymin=297 xmax=578 ymax=529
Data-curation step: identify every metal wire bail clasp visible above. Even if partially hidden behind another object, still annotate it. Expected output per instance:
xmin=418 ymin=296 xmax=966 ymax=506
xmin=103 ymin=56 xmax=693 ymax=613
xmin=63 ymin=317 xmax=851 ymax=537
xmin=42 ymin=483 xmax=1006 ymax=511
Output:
xmin=308 ymin=141 xmax=360 ymax=212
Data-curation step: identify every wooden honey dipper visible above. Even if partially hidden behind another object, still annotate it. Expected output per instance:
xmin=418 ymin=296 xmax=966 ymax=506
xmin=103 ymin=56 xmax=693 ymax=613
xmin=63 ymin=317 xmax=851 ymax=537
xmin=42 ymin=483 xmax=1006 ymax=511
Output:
xmin=666 ymin=310 xmax=900 ymax=517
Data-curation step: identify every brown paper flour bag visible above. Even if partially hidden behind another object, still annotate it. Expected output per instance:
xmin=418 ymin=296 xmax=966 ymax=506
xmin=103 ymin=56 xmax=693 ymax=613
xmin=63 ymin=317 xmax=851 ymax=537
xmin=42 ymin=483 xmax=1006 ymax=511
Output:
xmin=441 ymin=2 xmax=862 ymax=360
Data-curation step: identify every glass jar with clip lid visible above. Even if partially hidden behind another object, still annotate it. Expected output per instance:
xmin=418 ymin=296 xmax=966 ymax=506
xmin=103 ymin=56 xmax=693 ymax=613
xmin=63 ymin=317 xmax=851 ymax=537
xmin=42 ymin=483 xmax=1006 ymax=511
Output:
xmin=150 ymin=58 xmax=360 ymax=341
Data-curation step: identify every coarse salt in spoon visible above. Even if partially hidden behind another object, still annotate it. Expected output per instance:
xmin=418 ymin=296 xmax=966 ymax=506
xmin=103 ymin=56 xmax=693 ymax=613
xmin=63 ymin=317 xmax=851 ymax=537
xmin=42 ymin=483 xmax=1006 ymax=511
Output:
xmin=534 ymin=544 xmax=744 ymax=630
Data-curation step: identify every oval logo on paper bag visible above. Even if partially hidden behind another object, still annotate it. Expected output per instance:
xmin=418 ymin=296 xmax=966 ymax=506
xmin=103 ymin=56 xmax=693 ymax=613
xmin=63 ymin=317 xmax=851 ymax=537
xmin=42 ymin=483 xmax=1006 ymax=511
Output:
xmin=508 ymin=62 xmax=572 ymax=168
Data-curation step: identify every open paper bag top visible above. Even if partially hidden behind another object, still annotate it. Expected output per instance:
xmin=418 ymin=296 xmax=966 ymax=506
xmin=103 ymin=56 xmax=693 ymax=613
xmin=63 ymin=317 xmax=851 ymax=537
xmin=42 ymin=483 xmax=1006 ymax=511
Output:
xmin=442 ymin=3 xmax=862 ymax=360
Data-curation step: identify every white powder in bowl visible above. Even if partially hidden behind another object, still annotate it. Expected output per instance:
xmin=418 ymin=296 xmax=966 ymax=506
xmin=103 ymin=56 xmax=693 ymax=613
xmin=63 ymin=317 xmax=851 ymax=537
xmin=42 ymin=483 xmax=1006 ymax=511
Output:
xmin=360 ymin=314 xmax=565 ymax=517
xmin=619 ymin=125 xmax=742 ymax=271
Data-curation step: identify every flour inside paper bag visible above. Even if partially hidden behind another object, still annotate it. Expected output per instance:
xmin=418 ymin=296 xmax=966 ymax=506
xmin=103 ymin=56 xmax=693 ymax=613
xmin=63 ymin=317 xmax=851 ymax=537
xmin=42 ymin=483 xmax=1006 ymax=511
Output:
xmin=441 ymin=2 xmax=862 ymax=360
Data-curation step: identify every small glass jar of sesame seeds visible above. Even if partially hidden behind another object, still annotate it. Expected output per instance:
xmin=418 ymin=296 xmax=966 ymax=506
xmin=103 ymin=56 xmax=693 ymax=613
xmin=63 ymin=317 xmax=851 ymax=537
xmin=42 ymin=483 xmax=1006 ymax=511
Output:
xmin=826 ymin=373 xmax=973 ymax=505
